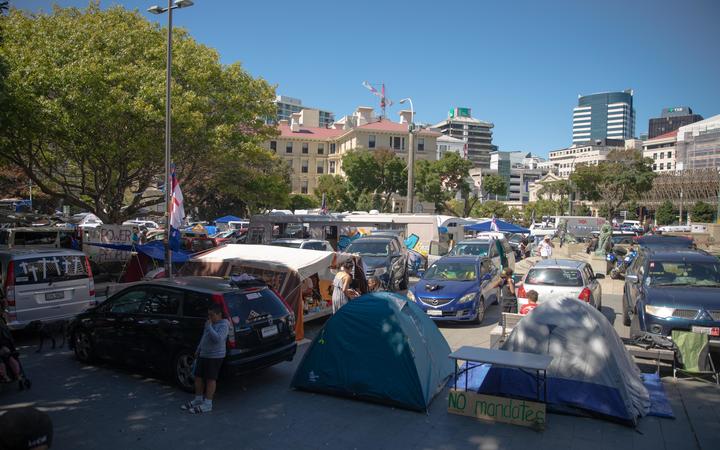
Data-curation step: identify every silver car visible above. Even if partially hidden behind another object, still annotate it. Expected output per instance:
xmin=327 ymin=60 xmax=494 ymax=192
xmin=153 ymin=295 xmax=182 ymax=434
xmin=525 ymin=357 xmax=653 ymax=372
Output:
xmin=518 ymin=258 xmax=603 ymax=310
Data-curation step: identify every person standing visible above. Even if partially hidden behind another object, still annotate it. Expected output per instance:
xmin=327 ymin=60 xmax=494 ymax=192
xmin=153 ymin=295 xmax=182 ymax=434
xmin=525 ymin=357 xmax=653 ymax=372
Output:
xmin=130 ymin=227 xmax=140 ymax=248
xmin=181 ymin=304 xmax=229 ymax=414
xmin=491 ymin=268 xmax=517 ymax=313
xmin=538 ymin=236 xmax=554 ymax=259
xmin=332 ymin=261 xmax=358 ymax=313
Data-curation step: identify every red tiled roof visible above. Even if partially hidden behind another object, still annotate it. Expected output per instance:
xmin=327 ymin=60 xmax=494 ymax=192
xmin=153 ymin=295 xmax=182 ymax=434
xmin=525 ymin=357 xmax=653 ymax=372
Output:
xmin=646 ymin=130 xmax=678 ymax=141
xmin=278 ymin=124 xmax=345 ymax=139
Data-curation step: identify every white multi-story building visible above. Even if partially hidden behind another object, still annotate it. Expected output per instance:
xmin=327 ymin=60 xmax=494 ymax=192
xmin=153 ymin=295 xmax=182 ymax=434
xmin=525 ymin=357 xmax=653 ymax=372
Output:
xmin=642 ymin=131 xmax=677 ymax=173
xmin=547 ymin=140 xmax=626 ymax=178
xmin=436 ymin=135 xmax=467 ymax=160
xmin=675 ymin=114 xmax=720 ymax=171
xmin=432 ymin=107 xmax=496 ymax=168
xmin=273 ymin=95 xmax=335 ymax=128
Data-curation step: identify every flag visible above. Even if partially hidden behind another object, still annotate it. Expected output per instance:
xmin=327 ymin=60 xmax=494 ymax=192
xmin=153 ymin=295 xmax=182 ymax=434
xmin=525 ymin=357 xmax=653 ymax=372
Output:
xmin=321 ymin=193 xmax=328 ymax=214
xmin=491 ymin=215 xmax=499 ymax=232
xmin=531 ymin=210 xmax=536 ymax=224
xmin=169 ymin=165 xmax=184 ymax=252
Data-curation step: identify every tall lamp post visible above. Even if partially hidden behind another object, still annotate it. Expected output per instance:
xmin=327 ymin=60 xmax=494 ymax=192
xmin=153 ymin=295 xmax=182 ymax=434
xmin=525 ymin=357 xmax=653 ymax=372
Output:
xmin=148 ymin=0 xmax=194 ymax=277
xmin=568 ymin=156 xmax=579 ymax=215
xmin=399 ymin=98 xmax=415 ymax=214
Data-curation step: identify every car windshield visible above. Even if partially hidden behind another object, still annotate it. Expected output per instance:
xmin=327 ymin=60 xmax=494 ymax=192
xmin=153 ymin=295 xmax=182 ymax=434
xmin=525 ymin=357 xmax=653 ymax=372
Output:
xmin=271 ymin=241 xmax=302 ymax=249
xmin=223 ymin=288 xmax=289 ymax=326
xmin=648 ymin=260 xmax=720 ymax=287
xmin=13 ymin=255 xmax=89 ymax=285
xmin=449 ymin=242 xmax=489 ymax=256
xmin=424 ymin=262 xmax=477 ymax=281
xmin=525 ymin=268 xmax=583 ymax=287
xmin=345 ymin=241 xmax=389 ymax=256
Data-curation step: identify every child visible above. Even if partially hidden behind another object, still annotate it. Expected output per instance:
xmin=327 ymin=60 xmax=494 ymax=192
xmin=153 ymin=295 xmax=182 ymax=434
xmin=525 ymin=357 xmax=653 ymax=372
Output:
xmin=181 ymin=303 xmax=229 ymax=414
xmin=520 ymin=290 xmax=539 ymax=315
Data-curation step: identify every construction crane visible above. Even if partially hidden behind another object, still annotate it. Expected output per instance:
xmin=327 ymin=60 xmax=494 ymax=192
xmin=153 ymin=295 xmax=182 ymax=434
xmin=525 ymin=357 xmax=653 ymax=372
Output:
xmin=361 ymin=81 xmax=393 ymax=119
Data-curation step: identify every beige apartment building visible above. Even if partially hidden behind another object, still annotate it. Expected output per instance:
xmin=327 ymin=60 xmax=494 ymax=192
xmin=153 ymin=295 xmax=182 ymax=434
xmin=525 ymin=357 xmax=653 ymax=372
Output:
xmin=642 ymin=130 xmax=677 ymax=173
xmin=265 ymin=107 xmax=441 ymax=195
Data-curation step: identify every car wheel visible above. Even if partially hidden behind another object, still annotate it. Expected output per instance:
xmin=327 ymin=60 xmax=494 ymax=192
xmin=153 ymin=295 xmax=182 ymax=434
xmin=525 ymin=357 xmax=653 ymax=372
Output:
xmin=622 ymin=294 xmax=631 ymax=327
xmin=472 ymin=298 xmax=486 ymax=325
xmin=73 ymin=331 xmax=95 ymax=363
xmin=172 ymin=349 xmax=196 ymax=392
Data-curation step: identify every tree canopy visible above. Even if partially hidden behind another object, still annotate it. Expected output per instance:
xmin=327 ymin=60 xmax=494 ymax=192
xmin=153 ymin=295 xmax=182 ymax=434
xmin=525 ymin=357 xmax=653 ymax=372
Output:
xmin=415 ymin=152 xmax=477 ymax=217
xmin=314 ymin=174 xmax=353 ymax=212
xmin=483 ymin=174 xmax=507 ymax=199
xmin=570 ymin=150 xmax=655 ymax=220
xmin=0 ymin=4 xmax=285 ymax=222
xmin=692 ymin=201 xmax=715 ymax=223
xmin=341 ymin=149 xmax=406 ymax=212
xmin=655 ymin=201 xmax=676 ymax=225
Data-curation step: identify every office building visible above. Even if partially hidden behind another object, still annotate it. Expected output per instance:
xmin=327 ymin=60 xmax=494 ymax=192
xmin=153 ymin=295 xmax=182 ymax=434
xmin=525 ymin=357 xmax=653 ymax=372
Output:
xmin=265 ymin=107 xmax=440 ymax=198
xmin=648 ymin=106 xmax=703 ymax=139
xmin=436 ymin=135 xmax=467 ymax=160
xmin=547 ymin=139 xmax=626 ymax=178
xmin=643 ymin=131 xmax=677 ymax=173
xmin=432 ymin=107 xmax=496 ymax=168
xmin=675 ymin=114 xmax=720 ymax=171
xmin=572 ymin=90 xmax=635 ymax=144
xmin=273 ymin=95 xmax=335 ymax=128
xmin=470 ymin=151 xmax=547 ymax=203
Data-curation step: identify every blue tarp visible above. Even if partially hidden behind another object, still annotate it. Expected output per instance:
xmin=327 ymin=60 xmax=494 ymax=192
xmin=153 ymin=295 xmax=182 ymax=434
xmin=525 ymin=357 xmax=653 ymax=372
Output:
xmin=87 ymin=241 xmax=193 ymax=263
xmin=214 ymin=215 xmax=243 ymax=224
xmin=464 ymin=219 xmax=530 ymax=234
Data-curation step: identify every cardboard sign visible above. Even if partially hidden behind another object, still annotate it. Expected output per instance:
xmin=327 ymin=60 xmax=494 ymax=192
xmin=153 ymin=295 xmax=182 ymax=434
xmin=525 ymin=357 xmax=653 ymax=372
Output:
xmin=448 ymin=389 xmax=546 ymax=429
xmin=84 ymin=225 xmax=134 ymax=263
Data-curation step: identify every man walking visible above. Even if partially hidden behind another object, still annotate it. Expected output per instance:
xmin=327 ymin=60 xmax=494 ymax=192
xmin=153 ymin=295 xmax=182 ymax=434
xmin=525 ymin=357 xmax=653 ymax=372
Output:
xmin=181 ymin=303 xmax=229 ymax=414
xmin=538 ymin=236 xmax=554 ymax=259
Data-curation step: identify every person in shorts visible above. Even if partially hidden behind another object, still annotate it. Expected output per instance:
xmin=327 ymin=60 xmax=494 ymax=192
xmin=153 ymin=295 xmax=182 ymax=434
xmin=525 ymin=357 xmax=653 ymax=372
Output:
xmin=181 ymin=303 xmax=229 ymax=414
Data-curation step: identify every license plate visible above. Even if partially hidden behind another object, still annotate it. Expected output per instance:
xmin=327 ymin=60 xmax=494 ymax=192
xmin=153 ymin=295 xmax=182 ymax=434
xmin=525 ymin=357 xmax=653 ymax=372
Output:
xmin=692 ymin=326 xmax=720 ymax=337
xmin=427 ymin=309 xmax=442 ymax=317
xmin=45 ymin=292 xmax=64 ymax=301
xmin=261 ymin=325 xmax=279 ymax=338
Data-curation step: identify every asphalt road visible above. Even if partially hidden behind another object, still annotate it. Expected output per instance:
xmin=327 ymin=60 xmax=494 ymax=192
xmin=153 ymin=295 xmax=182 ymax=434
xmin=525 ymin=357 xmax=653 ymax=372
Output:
xmin=2 ymin=286 xmax=719 ymax=450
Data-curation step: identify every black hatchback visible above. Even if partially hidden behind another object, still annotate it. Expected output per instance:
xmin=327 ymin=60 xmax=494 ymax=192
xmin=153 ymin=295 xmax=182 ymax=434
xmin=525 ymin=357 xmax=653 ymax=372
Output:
xmin=68 ymin=276 xmax=297 ymax=391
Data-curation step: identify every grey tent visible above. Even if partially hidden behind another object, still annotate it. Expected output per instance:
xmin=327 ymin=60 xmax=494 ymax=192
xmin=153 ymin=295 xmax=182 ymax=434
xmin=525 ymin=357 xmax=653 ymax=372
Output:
xmin=479 ymin=297 xmax=650 ymax=425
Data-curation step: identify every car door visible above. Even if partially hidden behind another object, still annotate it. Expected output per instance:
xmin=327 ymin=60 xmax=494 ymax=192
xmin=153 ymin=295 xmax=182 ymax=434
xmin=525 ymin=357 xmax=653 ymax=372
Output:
xmin=479 ymin=259 xmax=498 ymax=302
xmin=133 ymin=286 xmax=184 ymax=367
xmin=584 ymin=264 xmax=602 ymax=306
xmin=388 ymin=240 xmax=404 ymax=288
xmin=625 ymin=255 xmax=646 ymax=311
xmin=92 ymin=287 xmax=148 ymax=361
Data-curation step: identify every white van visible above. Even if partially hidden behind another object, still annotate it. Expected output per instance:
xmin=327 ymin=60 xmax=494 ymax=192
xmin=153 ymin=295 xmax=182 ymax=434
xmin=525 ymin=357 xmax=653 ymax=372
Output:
xmin=0 ymin=249 xmax=96 ymax=329
xmin=0 ymin=227 xmax=78 ymax=250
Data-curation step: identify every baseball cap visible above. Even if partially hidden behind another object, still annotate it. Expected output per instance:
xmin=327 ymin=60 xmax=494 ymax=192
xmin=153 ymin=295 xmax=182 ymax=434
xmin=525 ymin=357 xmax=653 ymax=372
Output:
xmin=0 ymin=407 xmax=53 ymax=449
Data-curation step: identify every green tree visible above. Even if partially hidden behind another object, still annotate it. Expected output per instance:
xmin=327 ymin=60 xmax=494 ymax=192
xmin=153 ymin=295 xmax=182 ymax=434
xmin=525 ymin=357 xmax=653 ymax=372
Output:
xmin=288 ymin=194 xmax=319 ymax=211
xmin=314 ymin=175 xmax=353 ymax=212
xmin=0 ymin=4 xmax=283 ymax=222
xmin=523 ymin=199 xmax=562 ymax=223
xmin=483 ymin=174 xmax=508 ymax=200
xmin=692 ymin=201 xmax=715 ymax=223
xmin=574 ymin=204 xmax=592 ymax=217
xmin=472 ymin=200 xmax=508 ymax=219
xmin=415 ymin=152 xmax=476 ymax=216
xmin=570 ymin=150 xmax=655 ymax=220
xmin=624 ymin=200 xmax=639 ymax=220
xmin=341 ymin=149 xmax=406 ymax=212
xmin=655 ymin=200 xmax=676 ymax=225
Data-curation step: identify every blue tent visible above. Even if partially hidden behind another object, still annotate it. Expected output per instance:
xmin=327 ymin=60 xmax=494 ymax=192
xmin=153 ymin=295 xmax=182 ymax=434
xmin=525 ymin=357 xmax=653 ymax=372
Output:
xmin=214 ymin=215 xmax=243 ymax=224
xmin=465 ymin=219 xmax=529 ymax=234
xmin=291 ymin=292 xmax=454 ymax=412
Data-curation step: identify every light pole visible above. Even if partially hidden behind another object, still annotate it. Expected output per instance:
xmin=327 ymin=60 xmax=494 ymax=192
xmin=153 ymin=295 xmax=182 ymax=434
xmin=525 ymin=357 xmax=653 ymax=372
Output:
xmin=399 ymin=98 xmax=414 ymax=214
xmin=148 ymin=0 xmax=193 ymax=277
xmin=567 ymin=156 xmax=578 ymax=216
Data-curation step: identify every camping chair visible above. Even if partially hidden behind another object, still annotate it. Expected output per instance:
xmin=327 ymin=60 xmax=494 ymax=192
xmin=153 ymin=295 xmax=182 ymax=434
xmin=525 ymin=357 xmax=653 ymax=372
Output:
xmin=672 ymin=330 xmax=719 ymax=384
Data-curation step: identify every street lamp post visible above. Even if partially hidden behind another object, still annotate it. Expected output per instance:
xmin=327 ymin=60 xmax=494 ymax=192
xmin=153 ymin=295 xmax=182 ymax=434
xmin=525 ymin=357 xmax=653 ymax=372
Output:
xmin=148 ymin=0 xmax=193 ymax=277
xmin=568 ymin=156 xmax=578 ymax=216
xmin=399 ymin=98 xmax=414 ymax=214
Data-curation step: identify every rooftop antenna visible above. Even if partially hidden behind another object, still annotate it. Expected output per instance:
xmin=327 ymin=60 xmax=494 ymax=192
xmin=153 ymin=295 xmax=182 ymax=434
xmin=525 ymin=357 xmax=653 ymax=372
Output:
xmin=362 ymin=81 xmax=393 ymax=119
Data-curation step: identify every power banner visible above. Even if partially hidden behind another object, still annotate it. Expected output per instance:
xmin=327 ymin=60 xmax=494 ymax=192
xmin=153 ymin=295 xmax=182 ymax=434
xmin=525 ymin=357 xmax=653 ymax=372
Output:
xmin=448 ymin=389 xmax=545 ymax=429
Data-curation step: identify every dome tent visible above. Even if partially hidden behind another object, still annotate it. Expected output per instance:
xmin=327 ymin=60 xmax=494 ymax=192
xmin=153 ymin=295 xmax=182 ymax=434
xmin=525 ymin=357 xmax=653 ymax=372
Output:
xmin=479 ymin=297 xmax=650 ymax=425
xmin=291 ymin=292 xmax=454 ymax=412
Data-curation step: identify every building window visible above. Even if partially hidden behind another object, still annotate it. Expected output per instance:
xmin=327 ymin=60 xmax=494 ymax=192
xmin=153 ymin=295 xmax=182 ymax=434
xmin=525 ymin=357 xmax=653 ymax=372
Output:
xmin=270 ymin=141 xmax=277 ymax=151
xmin=301 ymin=181 xmax=308 ymax=194
xmin=667 ymin=151 xmax=672 ymax=159
xmin=659 ymin=163 xmax=664 ymax=170
xmin=318 ymin=144 xmax=324 ymax=155
xmin=391 ymin=136 xmax=404 ymax=150
xmin=317 ymin=163 xmax=324 ymax=174
xmin=330 ymin=143 xmax=336 ymax=154
xmin=369 ymin=135 xmax=376 ymax=148
xmin=652 ymin=164 xmax=657 ymax=170
xmin=667 ymin=162 xmax=672 ymax=170
xmin=418 ymin=138 xmax=425 ymax=152
xmin=301 ymin=160 xmax=308 ymax=173
xmin=286 ymin=142 xmax=293 ymax=154
xmin=653 ymin=153 xmax=657 ymax=160
xmin=302 ymin=143 xmax=308 ymax=154
xmin=329 ymin=161 xmax=336 ymax=174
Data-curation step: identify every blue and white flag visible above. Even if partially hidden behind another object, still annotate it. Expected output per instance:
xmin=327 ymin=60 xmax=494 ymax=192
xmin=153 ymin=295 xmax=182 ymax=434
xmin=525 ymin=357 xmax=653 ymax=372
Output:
xmin=491 ymin=215 xmax=499 ymax=232
xmin=169 ymin=165 xmax=185 ymax=252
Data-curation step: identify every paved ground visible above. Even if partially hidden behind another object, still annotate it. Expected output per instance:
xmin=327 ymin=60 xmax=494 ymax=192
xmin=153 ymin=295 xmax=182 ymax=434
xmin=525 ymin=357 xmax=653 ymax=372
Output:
xmin=1 ymin=264 xmax=719 ymax=449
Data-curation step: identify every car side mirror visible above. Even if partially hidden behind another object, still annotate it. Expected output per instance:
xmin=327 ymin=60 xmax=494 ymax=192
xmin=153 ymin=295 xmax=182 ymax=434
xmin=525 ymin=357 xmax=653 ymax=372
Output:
xmin=594 ymin=273 xmax=605 ymax=279
xmin=625 ymin=274 xmax=639 ymax=284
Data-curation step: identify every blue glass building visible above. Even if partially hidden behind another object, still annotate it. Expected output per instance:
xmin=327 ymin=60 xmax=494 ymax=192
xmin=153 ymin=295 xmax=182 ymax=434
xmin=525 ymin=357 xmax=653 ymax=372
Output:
xmin=572 ymin=90 xmax=635 ymax=144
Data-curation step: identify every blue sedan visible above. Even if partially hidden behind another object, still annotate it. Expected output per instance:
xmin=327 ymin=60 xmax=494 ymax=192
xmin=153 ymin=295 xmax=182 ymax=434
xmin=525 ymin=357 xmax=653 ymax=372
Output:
xmin=407 ymin=256 xmax=500 ymax=324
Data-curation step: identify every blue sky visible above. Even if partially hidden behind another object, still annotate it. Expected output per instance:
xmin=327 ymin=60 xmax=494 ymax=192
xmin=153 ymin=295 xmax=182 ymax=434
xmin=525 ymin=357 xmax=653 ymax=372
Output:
xmin=18 ymin=0 xmax=720 ymax=157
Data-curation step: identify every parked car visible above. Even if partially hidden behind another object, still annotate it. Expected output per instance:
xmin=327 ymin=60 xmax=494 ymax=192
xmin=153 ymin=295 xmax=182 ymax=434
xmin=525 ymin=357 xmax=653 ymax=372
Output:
xmin=447 ymin=234 xmax=516 ymax=272
xmin=211 ymin=229 xmax=247 ymax=246
xmin=407 ymin=256 xmax=500 ymax=324
xmin=0 ymin=227 xmax=78 ymax=250
xmin=181 ymin=231 xmax=216 ymax=252
xmin=622 ymin=249 xmax=720 ymax=341
xmin=636 ymin=235 xmax=694 ymax=250
xmin=517 ymin=258 xmax=603 ymax=310
xmin=270 ymin=239 xmax=334 ymax=251
xmin=68 ymin=276 xmax=297 ymax=391
xmin=345 ymin=235 xmax=408 ymax=291
xmin=1 ymin=249 xmax=96 ymax=329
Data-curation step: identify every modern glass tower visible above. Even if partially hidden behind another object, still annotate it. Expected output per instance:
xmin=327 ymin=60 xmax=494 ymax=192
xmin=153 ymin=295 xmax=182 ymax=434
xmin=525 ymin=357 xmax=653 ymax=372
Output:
xmin=572 ymin=90 xmax=635 ymax=144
